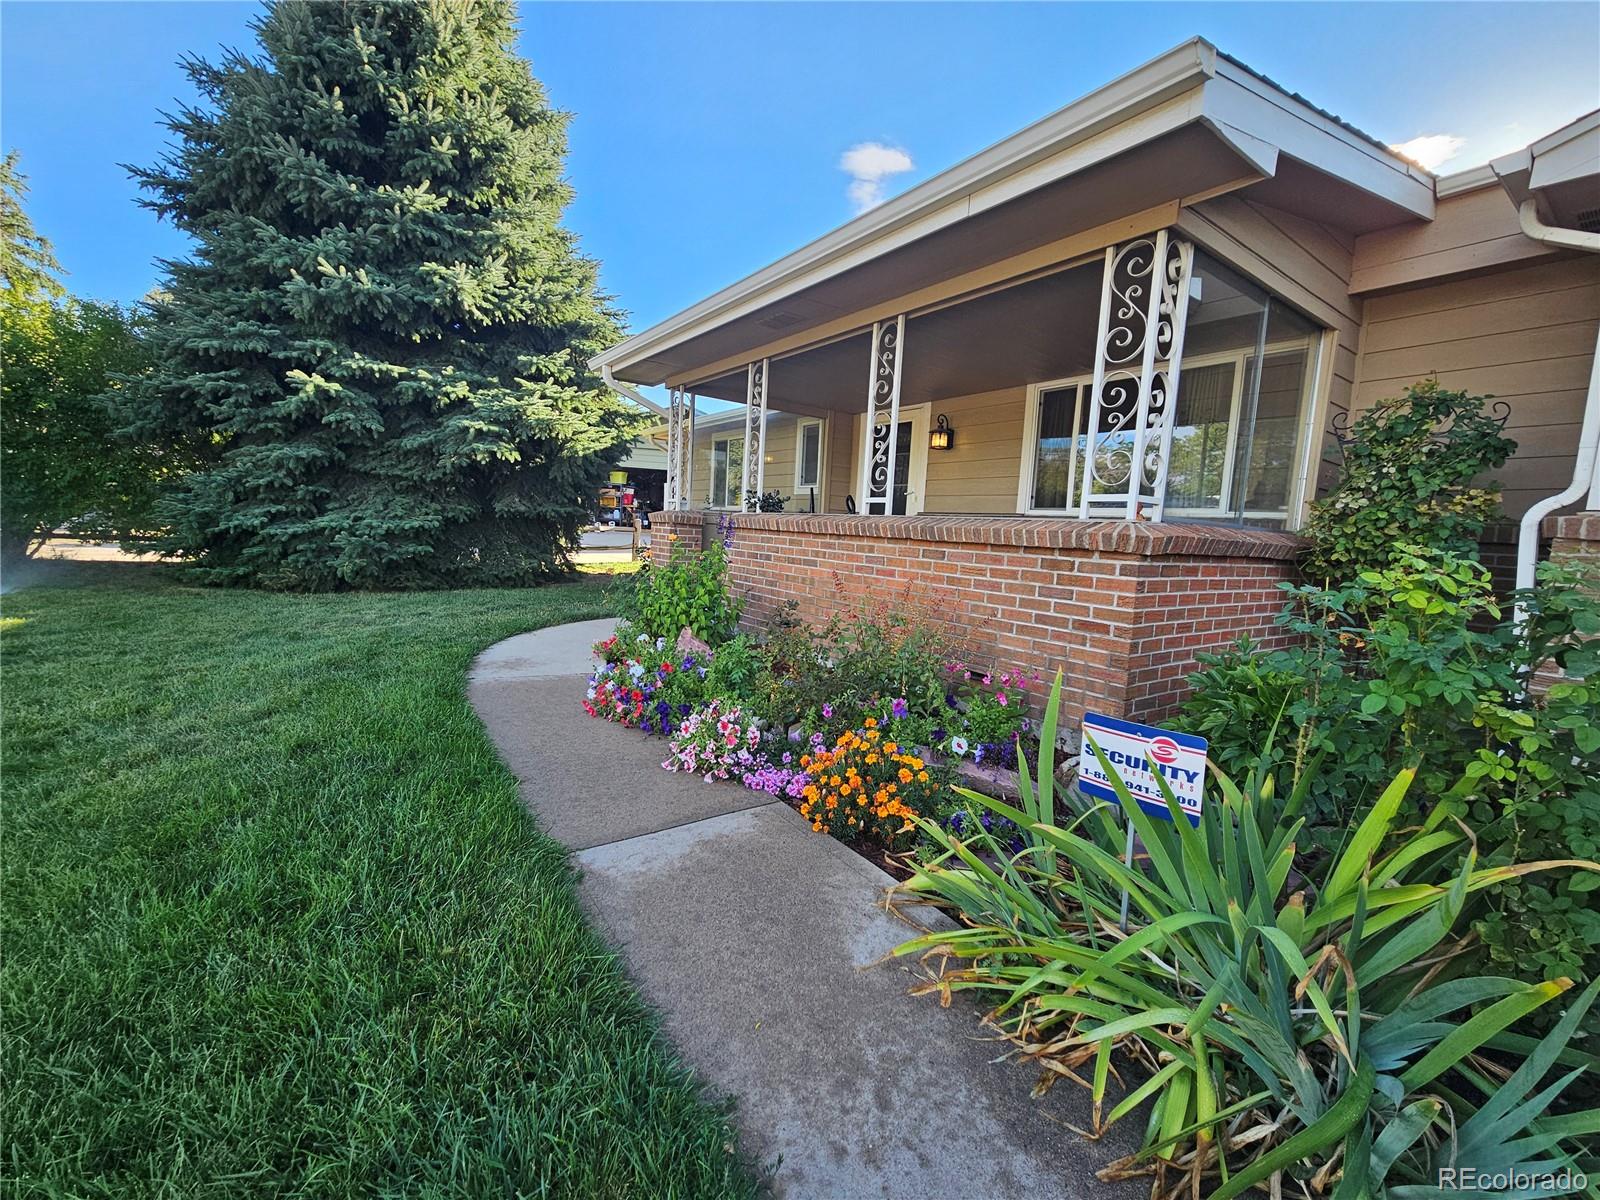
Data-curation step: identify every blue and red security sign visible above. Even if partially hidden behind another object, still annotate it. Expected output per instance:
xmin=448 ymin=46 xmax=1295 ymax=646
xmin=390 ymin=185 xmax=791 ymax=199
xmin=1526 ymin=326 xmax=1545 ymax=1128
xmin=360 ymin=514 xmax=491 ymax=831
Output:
xmin=1078 ymin=712 xmax=1207 ymax=826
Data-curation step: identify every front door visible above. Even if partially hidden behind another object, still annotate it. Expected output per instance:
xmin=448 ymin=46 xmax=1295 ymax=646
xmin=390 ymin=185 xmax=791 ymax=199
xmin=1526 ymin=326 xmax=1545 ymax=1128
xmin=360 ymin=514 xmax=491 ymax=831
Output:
xmin=857 ymin=403 xmax=929 ymax=515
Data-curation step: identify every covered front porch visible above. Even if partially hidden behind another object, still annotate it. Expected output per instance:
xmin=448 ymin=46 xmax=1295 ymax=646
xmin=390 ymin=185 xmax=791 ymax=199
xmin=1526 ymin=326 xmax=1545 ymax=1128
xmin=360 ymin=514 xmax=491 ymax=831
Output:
xmin=648 ymin=230 xmax=1329 ymax=728
xmin=663 ymin=230 xmax=1335 ymax=531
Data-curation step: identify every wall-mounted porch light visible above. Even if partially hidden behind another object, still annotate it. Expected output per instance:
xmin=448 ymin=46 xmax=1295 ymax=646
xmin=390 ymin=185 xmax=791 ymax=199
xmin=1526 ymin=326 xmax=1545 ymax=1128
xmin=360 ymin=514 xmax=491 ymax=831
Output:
xmin=929 ymin=413 xmax=954 ymax=451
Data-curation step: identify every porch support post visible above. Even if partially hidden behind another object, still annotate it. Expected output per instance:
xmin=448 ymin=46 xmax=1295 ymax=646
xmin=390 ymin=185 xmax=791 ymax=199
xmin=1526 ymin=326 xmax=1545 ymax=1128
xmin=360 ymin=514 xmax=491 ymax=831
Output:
xmin=1143 ymin=236 xmax=1194 ymax=522
xmin=742 ymin=359 xmax=768 ymax=511
xmin=666 ymin=386 xmax=686 ymax=510
xmin=863 ymin=314 xmax=906 ymax=515
xmin=684 ymin=392 xmax=696 ymax=508
xmin=1078 ymin=230 xmax=1194 ymax=521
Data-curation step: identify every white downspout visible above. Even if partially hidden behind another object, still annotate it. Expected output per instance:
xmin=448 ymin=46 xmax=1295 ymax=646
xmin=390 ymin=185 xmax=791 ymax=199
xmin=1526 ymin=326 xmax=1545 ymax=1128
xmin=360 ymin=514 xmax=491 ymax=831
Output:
xmin=1507 ymin=199 xmax=1600 ymax=622
xmin=599 ymin=364 xmax=669 ymax=419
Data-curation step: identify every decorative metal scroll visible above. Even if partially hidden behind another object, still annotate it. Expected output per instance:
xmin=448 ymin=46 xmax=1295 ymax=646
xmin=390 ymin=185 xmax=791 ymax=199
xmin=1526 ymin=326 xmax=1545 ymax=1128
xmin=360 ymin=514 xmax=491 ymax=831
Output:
xmin=1326 ymin=397 xmax=1512 ymax=468
xmin=665 ymin=387 xmax=686 ymax=510
xmin=664 ymin=386 xmax=695 ymax=510
xmin=1078 ymin=230 xmax=1195 ymax=521
xmin=741 ymin=359 xmax=768 ymax=511
xmin=863 ymin=315 xmax=906 ymax=515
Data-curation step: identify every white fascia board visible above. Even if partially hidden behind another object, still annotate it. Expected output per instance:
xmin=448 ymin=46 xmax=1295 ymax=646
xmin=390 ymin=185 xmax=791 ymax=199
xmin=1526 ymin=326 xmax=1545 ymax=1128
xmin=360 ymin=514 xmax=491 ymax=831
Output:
xmin=1529 ymin=111 xmax=1600 ymax=190
xmin=1529 ymin=109 xmax=1600 ymax=159
xmin=1203 ymin=63 xmax=1435 ymax=220
xmin=1436 ymin=163 xmax=1499 ymax=198
xmin=590 ymin=38 xmax=1218 ymax=380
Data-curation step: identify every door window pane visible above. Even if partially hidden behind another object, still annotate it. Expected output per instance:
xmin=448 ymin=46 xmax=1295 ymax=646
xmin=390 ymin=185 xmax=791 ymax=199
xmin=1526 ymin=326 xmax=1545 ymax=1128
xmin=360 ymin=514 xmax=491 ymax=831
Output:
xmin=869 ymin=420 xmax=914 ymax=514
xmin=1167 ymin=363 xmax=1235 ymax=510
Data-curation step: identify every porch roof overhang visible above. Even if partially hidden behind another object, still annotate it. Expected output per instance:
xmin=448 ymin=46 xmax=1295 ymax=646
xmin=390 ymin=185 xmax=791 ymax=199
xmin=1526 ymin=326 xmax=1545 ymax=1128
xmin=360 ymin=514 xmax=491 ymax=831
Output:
xmin=592 ymin=37 xmax=1436 ymax=390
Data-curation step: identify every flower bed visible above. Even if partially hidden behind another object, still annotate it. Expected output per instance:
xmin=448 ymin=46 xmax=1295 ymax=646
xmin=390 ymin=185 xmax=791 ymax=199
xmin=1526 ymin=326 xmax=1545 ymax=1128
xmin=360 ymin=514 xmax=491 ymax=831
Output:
xmin=584 ymin=524 xmax=1043 ymax=869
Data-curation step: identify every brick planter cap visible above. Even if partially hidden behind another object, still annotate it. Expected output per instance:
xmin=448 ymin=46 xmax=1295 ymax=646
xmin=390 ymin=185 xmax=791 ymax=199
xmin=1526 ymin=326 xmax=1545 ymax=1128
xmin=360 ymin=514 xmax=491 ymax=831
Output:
xmin=651 ymin=510 xmax=1306 ymax=561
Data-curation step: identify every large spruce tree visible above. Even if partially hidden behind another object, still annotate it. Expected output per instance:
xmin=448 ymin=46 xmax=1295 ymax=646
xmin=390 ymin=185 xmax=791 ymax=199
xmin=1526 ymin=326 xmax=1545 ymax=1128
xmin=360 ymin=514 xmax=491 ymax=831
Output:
xmin=127 ymin=0 xmax=640 ymax=588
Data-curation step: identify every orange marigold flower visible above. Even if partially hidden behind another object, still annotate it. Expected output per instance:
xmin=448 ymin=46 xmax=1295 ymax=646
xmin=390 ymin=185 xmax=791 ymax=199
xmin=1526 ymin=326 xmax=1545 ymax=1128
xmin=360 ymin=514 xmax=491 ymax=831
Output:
xmin=864 ymin=717 xmax=878 ymax=728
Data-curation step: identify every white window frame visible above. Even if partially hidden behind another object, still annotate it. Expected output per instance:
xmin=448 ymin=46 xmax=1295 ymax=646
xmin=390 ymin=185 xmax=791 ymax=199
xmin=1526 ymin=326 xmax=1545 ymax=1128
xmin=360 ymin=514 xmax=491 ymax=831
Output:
xmin=1017 ymin=374 xmax=1093 ymax=515
xmin=793 ymin=416 xmax=826 ymax=494
xmin=708 ymin=434 xmax=745 ymax=510
xmin=1014 ymin=336 xmax=1320 ymax=519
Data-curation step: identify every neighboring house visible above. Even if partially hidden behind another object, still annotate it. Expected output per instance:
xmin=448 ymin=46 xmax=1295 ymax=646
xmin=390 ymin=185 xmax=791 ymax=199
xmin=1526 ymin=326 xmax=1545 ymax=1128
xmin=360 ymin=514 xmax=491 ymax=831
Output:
xmin=596 ymin=39 xmax=1600 ymax=726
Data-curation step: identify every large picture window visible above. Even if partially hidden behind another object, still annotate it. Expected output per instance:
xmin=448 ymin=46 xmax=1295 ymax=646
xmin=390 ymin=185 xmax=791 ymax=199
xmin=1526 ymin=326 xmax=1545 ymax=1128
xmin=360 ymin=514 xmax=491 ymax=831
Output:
xmin=1019 ymin=251 xmax=1321 ymax=523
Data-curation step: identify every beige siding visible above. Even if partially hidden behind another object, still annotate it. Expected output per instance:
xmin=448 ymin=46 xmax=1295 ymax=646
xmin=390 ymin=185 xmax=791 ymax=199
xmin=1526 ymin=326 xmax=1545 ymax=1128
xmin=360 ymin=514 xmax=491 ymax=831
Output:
xmin=1349 ymin=186 xmax=1555 ymax=294
xmin=688 ymin=412 xmax=837 ymax=511
xmin=829 ymin=388 xmax=1028 ymax=515
xmin=1350 ymin=255 xmax=1600 ymax=518
xmin=922 ymin=387 xmax=1028 ymax=513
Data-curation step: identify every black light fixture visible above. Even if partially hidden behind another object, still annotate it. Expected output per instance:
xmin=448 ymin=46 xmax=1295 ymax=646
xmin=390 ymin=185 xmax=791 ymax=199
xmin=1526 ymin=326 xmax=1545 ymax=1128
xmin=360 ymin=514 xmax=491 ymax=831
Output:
xmin=930 ymin=413 xmax=954 ymax=450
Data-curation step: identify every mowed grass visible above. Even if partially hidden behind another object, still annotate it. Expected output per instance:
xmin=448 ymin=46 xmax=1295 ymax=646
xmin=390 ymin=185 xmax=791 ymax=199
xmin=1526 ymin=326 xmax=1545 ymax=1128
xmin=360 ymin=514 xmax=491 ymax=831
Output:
xmin=1 ymin=566 xmax=757 ymax=1199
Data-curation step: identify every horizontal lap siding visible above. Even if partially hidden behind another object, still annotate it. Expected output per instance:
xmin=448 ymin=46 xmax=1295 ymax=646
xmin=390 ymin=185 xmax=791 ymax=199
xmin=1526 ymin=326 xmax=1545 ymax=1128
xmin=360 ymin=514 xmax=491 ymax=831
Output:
xmin=1348 ymin=186 xmax=1552 ymax=294
xmin=1351 ymin=256 xmax=1600 ymax=518
xmin=923 ymin=387 xmax=1027 ymax=513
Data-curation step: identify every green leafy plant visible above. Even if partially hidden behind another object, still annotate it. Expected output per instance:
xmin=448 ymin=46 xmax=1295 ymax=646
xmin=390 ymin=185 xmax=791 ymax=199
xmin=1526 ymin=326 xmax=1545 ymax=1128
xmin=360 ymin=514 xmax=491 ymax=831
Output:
xmin=1303 ymin=380 xmax=1515 ymax=582
xmin=1182 ymin=550 xmax=1600 ymax=998
xmin=624 ymin=525 xmax=743 ymax=645
xmin=743 ymin=489 xmax=787 ymax=512
xmin=1 ymin=154 xmax=184 ymax=566
xmin=896 ymin=673 xmax=1600 ymax=1197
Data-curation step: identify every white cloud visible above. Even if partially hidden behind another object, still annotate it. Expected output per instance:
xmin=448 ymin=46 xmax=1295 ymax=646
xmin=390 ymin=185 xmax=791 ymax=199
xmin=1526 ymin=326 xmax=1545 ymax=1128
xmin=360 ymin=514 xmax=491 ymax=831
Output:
xmin=1388 ymin=133 xmax=1467 ymax=172
xmin=839 ymin=142 xmax=914 ymax=214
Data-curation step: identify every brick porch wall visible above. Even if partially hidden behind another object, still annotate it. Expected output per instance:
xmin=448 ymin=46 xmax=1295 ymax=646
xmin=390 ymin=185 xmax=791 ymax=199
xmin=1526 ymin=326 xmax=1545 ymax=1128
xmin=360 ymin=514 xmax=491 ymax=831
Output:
xmin=1550 ymin=512 xmax=1600 ymax=571
xmin=650 ymin=510 xmax=1305 ymax=727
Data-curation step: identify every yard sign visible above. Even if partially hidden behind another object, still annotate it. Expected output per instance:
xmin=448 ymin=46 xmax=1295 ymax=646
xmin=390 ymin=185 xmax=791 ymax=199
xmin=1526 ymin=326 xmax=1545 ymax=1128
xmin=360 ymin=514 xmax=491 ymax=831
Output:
xmin=1078 ymin=712 xmax=1207 ymax=827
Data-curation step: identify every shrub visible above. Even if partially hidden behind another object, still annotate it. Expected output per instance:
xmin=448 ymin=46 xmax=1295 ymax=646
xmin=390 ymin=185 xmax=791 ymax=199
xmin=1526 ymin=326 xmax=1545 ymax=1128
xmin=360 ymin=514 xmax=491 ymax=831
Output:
xmin=1302 ymin=380 xmax=1514 ymax=581
xmin=897 ymin=674 xmax=1600 ymax=1197
xmin=797 ymin=722 xmax=940 ymax=849
xmin=1179 ymin=636 xmax=1307 ymax=784
xmin=625 ymin=516 xmax=743 ymax=644
xmin=1180 ymin=551 xmax=1600 ymax=1021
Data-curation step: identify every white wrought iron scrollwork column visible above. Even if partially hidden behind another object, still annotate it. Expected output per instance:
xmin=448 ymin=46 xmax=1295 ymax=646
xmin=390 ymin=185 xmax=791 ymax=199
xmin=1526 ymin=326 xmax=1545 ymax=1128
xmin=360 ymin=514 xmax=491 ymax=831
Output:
xmin=742 ymin=359 xmax=768 ymax=511
xmin=1078 ymin=230 xmax=1194 ymax=521
xmin=863 ymin=315 xmax=906 ymax=515
xmin=665 ymin=386 xmax=685 ymax=511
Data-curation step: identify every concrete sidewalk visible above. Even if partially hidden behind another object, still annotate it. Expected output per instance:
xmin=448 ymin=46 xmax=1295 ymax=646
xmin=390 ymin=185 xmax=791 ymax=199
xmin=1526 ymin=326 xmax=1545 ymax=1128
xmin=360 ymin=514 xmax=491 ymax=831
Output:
xmin=468 ymin=621 xmax=1141 ymax=1199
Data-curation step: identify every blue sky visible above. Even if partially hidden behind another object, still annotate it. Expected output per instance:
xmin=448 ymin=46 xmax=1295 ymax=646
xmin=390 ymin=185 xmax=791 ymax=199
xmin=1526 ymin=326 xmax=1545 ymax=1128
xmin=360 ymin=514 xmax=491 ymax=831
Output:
xmin=4 ymin=1 xmax=1598 ymax=337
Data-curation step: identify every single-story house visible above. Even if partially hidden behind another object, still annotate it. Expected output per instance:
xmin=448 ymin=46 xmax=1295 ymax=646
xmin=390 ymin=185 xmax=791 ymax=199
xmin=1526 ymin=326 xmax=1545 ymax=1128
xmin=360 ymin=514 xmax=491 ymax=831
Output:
xmin=594 ymin=38 xmax=1600 ymax=726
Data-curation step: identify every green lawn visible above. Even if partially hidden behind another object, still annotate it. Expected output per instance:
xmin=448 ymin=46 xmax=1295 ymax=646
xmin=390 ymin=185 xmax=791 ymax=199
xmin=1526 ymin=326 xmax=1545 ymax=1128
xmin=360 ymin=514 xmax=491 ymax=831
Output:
xmin=1 ymin=566 xmax=756 ymax=1199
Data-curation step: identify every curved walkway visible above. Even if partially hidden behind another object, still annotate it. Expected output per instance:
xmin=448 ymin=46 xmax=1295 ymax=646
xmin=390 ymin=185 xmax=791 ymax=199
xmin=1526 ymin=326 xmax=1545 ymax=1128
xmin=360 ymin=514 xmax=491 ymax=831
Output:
xmin=468 ymin=621 xmax=1141 ymax=1199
